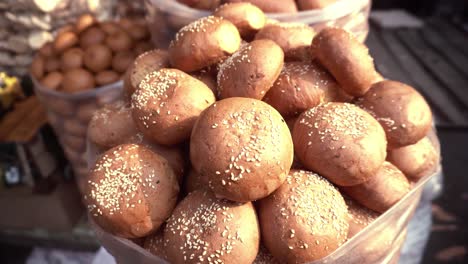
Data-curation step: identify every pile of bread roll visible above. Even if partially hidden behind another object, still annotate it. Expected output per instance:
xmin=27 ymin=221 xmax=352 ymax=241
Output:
xmin=85 ymin=3 xmax=439 ymax=263
xmin=176 ymin=0 xmax=338 ymax=12
xmin=30 ymin=14 xmax=153 ymax=93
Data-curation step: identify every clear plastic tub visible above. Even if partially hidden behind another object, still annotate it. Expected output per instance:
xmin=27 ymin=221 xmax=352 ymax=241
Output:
xmin=144 ymin=0 xmax=371 ymax=48
xmin=86 ymin=129 xmax=441 ymax=264
xmin=33 ymin=78 xmax=123 ymax=195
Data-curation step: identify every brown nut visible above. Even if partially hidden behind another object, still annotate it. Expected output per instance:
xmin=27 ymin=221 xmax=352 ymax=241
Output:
xmin=387 ymin=137 xmax=438 ymax=181
xmin=217 ymin=39 xmax=284 ymax=100
xmin=95 ymin=70 xmax=120 ymax=86
xmin=297 ymin=0 xmax=337 ymax=10
xmin=99 ymin=21 xmax=121 ymax=35
xmin=62 ymin=68 xmax=95 ymax=93
xmin=311 ymin=27 xmax=379 ymax=96
xmin=255 ymin=22 xmax=315 ymax=61
xmin=214 ymin=3 xmax=266 ymax=39
xmin=169 ymin=16 xmax=241 ymax=72
xmin=30 ymin=55 xmax=45 ymax=79
xmin=112 ymin=51 xmax=134 ymax=73
xmin=341 ymin=162 xmax=411 ymax=213
xmin=190 ymin=97 xmax=293 ymax=202
xmin=44 ymin=56 xmax=60 ymax=73
xmin=79 ymin=26 xmax=106 ymax=48
xmin=105 ymin=31 xmax=134 ymax=52
xmin=131 ymin=68 xmax=216 ymax=145
xmin=292 ymin=103 xmax=387 ymax=186
xmin=258 ymin=170 xmax=348 ymax=263
xmin=263 ymin=61 xmax=342 ymax=118
xmin=85 ymin=144 xmax=179 ymax=238
xmin=53 ymin=31 xmax=79 ymax=53
xmin=356 ymin=80 xmax=433 ymax=149
xmin=164 ymin=190 xmax=259 ymax=264
xmin=75 ymin=14 xmax=97 ymax=33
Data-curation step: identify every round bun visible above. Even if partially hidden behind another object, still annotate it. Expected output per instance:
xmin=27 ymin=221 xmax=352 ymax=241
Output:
xmin=292 ymin=102 xmax=387 ymax=186
xmin=85 ymin=144 xmax=179 ymax=238
xmin=255 ymin=22 xmax=315 ymax=61
xmin=258 ymin=170 xmax=349 ymax=263
xmin=191 ymin=70 xmax=218 ymax=95
xmin=164 ymin=190 xmax=259 ymax=264
xmin=214 ymin=3 xmax=266 ymax=39
xmin=83 ymin=44 xmax=113 ymax=73
xmin=62 ymin=68 xmax=95 ymax=93
xmin=342 ymin=162 xmax=410 ymax=213
xmin=123 ymin=49 xmax=169 ymax=99
xmin=131 ymin=68 xmax=216 ymax=145
xmin=263 ymin=61 xmax=342 ymax=118
xmin=387 ymin=137 xmax=438 ymax=181
xmin=225 ymin=0 xmax=298 ymax=13
xmin=79 ymin=27 xmax=106 ymax=48
xmin=40 ymin=71 xmax=63 ymax=90
xmin=169 ymin=16 xmax=241 ymax=72
xmin=95 ymin=70 xmax=120 ymax=86
xmin=88 ymin=100 xmax=139 ymax=149
xmin=127 ymin=133 xmax=186 ymax=183
xmin=143 ymin=228 xmax=168 ymax=261
xmin=190 ymin=97 xmax=293 ymax=202
xmin=356 ymin=80 xmax=433 ymax=149
xmin=297 ymin=0 xmax=337 ymax=10
xmin=345 ymin=197 xmax=379 ymax=238
xmin=61 ymin=48 xmax=84 ymax=70
xmin=217 ymin=39 xmax=284 ymax=100
xmin=54 ymin=31 xmax=79 ymax=53
xmin=311 ymin=27 xmax=379 ymax=96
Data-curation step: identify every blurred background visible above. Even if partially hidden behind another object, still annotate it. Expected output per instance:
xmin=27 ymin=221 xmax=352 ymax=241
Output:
xmin=0 ymin=0 xmax=467 ymax=263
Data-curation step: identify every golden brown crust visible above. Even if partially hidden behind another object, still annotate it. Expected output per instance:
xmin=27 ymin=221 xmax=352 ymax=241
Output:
xmin=190 ymin=97 xmax=293 ymax=202
xmin=225 ymin=0 xmax=298 ymax=13
xmin=164 ymin=190 xmax=259 ymax=264
xmin=75 ymin=14 xmax=97 ymax=34
xmin=387 ymin=137 xmax=438 ymax=181
xmin=356 ymin=80 xmax=433 ymax=149
xmin=53 ymin=31 xmax=79 ymax=53
xmin=258 ymin=170 xmax=349 ymax=263
xmin=131 ymin=68 xmax=216 ymax=146
xmin=341 ymin=162 xmax=410 ymax=213
xmin=85 ymin=144 xmax=179 ymax=238
xmin=345 ymin=196 xmax=379 ymax=238
xmin=255 ymin=22 xmax=315 ymax=61
xmin=88 ymin=100 xmax=139 ymax=149
xmin=214 ymin=3 xmax=266 ymax=39
xmin=169 ymin=16 xmax=241 ymax=72
xmin=311 ymin=28 xmax=378 ymax=96
xmin=123 ymin=49 xmax=170 ymax=100
xmin=263 ymin=61 xmax=341 ymax=118
xmin=292 ymin=102 xmax=387 ymax=186
xmin=217 ymin=39 xmax=284 ymax=100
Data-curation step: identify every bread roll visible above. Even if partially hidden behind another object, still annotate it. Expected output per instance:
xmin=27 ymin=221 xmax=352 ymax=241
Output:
xmin=131 ymin=68 xmax=216 ymax=145
xmin=218 ymin=39 xmax=284 ymax=100
xmin=341 ymin=162 xmax=410 ymax=213
xmin=258 ymin=170 xmax=348 ymax=263
xmin=387 ymin=137 xmax=438 ymax=181
xmin=214 ymin=3 xmax=266 ymax=39
xmin=190 ymin=97 xmax=293 ymax=202
xmin=169 ymin=16 xmax=241 ymax=72
xmin=356 ymin=80 xmax=433 ymax=149
xmin=311 ymin=28 xmax=379 ymax=96
xmin=85 ymin=144 xmax=179 ymax=238
xmin=164 ymin=190 xmax=259 ymax=264
xmin=345 ymin=197 xmax=379 ymax=238
xmin=263 ymin=61 xmax=342 ymax=118
xmin=255 ymin=22 xmax=315 ymax=61
xmin=88 ymin=100 xmax=139 ymax=149
xmin=293 ymin=102 xmax=387 ymax=186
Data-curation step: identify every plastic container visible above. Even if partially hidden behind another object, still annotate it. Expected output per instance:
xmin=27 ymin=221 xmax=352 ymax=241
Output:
xmin=33 ymin=78 xmax=123 ymax=194
xmin=86 ymin=129 xmax=441 ymax=264
xmin=144 ymin=0 xmax=371 ymax=48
